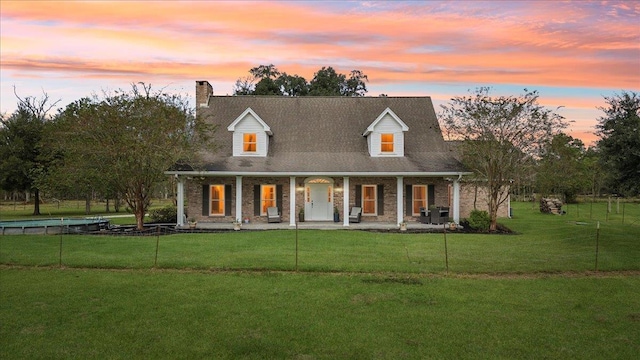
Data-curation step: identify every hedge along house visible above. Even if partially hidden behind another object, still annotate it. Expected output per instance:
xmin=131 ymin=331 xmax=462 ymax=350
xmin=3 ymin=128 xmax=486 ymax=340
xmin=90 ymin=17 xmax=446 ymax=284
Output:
xmin=167 ymin=80 xmax=472 ymax=228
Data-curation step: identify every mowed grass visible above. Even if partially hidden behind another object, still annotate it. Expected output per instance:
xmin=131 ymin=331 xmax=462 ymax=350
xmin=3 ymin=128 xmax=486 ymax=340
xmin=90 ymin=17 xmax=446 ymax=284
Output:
xmin=1 ymin=268 xmax=638 ymax=359
xmin=0 ymin=199 xmax=173 ymax=225
xmin=1 ymin=201 xmax=639 ymax=273
xmin=1 ymin=201 xmax=639 ymax=358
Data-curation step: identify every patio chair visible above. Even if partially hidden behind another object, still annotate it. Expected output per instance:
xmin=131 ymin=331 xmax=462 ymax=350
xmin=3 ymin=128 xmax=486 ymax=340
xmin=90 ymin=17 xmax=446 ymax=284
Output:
xmin=349 ymin=207 xmax=362 ymax=223
xmin=267 ymin=207 xmax=281 ymax=223
xmin=430 ymin=206 xmax=450 ymax=224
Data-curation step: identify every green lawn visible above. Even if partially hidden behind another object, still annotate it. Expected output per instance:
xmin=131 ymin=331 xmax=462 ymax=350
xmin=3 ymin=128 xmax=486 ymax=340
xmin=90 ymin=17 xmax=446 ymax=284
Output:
xmin=1 ymin=200 xmax=638 ymax=359
xmin=0 ymin=199 xmax=174 ymax=225
xmin=1 ymin=201 xmax=639 ymax=273
xmin=1 ymin=268 xmax=638 ymax=359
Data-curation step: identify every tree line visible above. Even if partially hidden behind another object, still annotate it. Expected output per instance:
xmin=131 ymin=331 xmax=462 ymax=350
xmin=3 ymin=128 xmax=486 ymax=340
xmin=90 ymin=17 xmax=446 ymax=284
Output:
xmin=233 ymin=64 xmax=370 ymax=97
xmin=1 ymin=64 xmax=638 ymax=231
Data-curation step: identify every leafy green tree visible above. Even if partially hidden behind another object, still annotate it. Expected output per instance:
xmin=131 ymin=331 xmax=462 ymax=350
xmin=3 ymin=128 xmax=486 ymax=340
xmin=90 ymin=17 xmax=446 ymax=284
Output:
xmin=250 ymin=64 xmax=281 ymax=95
xmin=233 ymin=76 xmax=255 ymax=95
xmin=595 ymin=91 xmax=640 ymax=196
xmin=52 ymin=83 xmax=213 ymax=229
xmin=253 ymin=78 xmax=281 ymax=95
xmin=343 ymin=70 xmax=369 ymax=97
xmin=308 ymin=66 xmax=345 ymax=96
xmin=276 ymin=73 xmax=308 ymax=96
xmin=249 ymin=64 xmax=280 ymax=79
xmin=536 ymin=133 xmax=589 ymax=203
xmin=440 ymin=88 xmax=566 ymax=231
xmin=582 ymin=147 xmax=605 ymax=197
xmin=233 ymin=65 xmax=368 ymax=97
xmin=0 ymin=89 xmax=59 ymax=215
xmin=45 ymin=97 xmax=115 ymax=214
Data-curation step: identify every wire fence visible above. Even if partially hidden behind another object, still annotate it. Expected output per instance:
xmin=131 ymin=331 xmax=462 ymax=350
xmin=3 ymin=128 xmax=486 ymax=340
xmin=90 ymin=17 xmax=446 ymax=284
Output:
xmin=1 ymin=201 xmax=639 ymax=274
xmin=1 ymin=224 xmax=638 ymax=276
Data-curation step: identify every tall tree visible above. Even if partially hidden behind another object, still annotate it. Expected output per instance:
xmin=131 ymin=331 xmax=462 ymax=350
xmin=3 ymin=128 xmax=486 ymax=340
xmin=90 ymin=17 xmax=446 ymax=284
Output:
xmin=440 ymin=88 xmax=566 ymax=231
xmin=276 ymin=73 xmax=309 ymax=96
xmin=0 ymin=89 xmax=59 ymax=215
xmin=233 ymin=76 xmax=255 ymax=95
xmin=45 ymin=97 xmax=114 ymax=214
xmin=233 ymin=65 xmax=368 ymax=97
xmin=343 ymin=70 xmax=369 ymax=97
xmin=595 ymin=91 xmax=640 ymax=196
xmin=308 ymin=66 xmax=346 ymax=96
xmin=535 ymin=133 xmax=589 ymax=203
xmin=52 ymin=83 xmax=214 ymax=229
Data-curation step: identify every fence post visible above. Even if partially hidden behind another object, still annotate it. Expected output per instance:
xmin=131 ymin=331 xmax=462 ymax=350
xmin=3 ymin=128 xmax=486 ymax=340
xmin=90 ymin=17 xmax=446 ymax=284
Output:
xmin=59 ymin=218 xmax=64 ymax=268
xmin=622 ymin=202 xmax=625 ymax=224
xmin=594 ymin=221 xmax=600 ymax=272
xmin=443 ymin=223 xmax=449 ymax=274
xmin=295 ymin=220 xmax=299 ymax=272
xmin=154 ymin=225 xmax=160 ymax=268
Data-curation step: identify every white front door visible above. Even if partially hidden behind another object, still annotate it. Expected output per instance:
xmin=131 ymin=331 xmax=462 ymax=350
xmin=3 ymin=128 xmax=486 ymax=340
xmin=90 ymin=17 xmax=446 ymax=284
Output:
xmin=306 ymin=183 xmax=332 ymax=221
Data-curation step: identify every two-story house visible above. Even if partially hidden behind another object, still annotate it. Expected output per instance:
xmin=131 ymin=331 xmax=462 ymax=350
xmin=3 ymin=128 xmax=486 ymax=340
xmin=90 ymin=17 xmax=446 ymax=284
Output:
xmin=167 ymin=80 xmax=477 ymax=227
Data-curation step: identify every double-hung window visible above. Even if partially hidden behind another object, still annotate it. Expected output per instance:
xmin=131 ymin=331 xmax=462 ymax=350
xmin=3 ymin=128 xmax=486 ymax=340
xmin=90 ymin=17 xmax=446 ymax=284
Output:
xmin=243 ymin=133 xmax=257 ymax=152
xmin=381 ymin=133 xmax=394 ymax=153
xmin=210 ymin=185 xmax=225 ymax=215
xmin=261 ymin=185 xmax=276 ymax=215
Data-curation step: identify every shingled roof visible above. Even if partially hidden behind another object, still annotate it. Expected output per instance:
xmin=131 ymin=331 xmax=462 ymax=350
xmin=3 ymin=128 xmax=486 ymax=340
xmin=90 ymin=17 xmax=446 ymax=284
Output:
xmin=192 ymin=95 xmax=467 ymax=175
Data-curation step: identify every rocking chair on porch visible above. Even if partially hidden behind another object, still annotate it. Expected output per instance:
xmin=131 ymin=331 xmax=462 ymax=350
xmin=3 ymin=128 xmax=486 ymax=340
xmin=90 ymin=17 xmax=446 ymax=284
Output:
xmin=267 ymin=207 xmax=281 ymax=223
xmin=349 ymin=207 xmax=362 ymax=223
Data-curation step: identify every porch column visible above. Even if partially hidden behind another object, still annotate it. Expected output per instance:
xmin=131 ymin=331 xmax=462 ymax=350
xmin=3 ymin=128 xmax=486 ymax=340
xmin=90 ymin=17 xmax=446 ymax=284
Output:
xmin=176 ymin=176 xmax=185 ymax=227
xmin=343 ymin=176 xmax=350 ymax=227
xmin=235 ymin=176 xmax=242 ymax=222
xmin=289 ymin=176 xmax=296 ymax=227
xmin=397 ymin=176 xmax=403 ymax=226
xmin=452 ymin=177 xmax=461 ymax=223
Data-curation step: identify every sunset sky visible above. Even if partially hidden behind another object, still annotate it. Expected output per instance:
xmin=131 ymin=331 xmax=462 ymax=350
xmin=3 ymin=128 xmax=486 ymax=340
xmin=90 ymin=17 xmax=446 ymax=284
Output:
xmin=1 ymin=0 xmax=639 ymax=146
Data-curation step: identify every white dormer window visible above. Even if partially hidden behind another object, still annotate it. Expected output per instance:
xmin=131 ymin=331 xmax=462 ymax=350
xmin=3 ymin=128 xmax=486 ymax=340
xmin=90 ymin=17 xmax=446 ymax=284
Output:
xmin=381 ymin=133 xmax=394 ymax=152
xmin=228 ymin=108 xmax=272 ymax=157
xmin=363 ymin=108 xmax=409 ymax=157
xmin=243 ymin=133 xmax=257 ymax=152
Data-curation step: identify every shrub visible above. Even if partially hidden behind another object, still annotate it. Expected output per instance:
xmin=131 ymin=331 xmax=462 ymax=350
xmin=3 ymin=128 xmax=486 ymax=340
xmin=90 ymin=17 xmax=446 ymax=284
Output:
xmin=467 ymin=209 xmax=490 ymax=232
xmin=150 ymin=205 xmax=177 ymax=223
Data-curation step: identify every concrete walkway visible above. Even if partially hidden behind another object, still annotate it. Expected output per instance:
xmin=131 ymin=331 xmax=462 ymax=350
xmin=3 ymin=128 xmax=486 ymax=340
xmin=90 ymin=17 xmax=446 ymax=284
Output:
xmin=189 ymin=221 xmax=453 ymax=231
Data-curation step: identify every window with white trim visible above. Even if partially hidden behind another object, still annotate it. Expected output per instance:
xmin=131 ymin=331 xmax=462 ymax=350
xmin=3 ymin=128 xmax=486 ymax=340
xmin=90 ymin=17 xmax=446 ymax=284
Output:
xmin=210 ymin=185 xmax=224 ymax=215
xmin=243 ymin=133 xmax=257 ymax=152
xmin=362 ymin=185 xmax=377 ymax=215
xmin=381 ymin=133 xmax=394 ymax=152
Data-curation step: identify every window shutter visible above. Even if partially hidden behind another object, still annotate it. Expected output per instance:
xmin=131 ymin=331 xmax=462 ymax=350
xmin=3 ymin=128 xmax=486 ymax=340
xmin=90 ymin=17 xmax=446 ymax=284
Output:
xmin=428 ymin=184 xmax=435 ymax=208
xmin=225 ymin=185 xmax=232 ymax=216
xmin=276 ymin=184 xmax=283 ymax=211
xmin=405 ymin=185 xmax=412 ymax=216
xmin=377 ymin=184 xmax=384 ymax=215
xmin=202 ymin=184 xmax=210 ymax=216
xmin=254 ymin=185 xmax=260 ymax=216
xmin=355 ymin=185 xmax=362 ymax=207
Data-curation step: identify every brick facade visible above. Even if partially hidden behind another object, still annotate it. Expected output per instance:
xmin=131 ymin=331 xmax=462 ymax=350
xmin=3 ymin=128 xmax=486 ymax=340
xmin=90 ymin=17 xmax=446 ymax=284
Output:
xmin=186 ymin=176 xmax=465 ymax=224
xmin=459 ymin=183 xmax=510 ymax=219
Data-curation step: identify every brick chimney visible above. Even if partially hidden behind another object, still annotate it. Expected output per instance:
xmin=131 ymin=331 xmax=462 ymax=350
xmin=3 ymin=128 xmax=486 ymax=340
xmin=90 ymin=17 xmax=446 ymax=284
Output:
xmin=195 ymin=80 xmax=213 ymax=108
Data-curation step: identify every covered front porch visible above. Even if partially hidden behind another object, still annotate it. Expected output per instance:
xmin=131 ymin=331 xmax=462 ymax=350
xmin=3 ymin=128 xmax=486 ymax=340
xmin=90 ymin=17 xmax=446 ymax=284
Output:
xmin=173 ymin=174 xmax=464 ymax=228
xmin=185 ymin=220 xmax=458 ymax=232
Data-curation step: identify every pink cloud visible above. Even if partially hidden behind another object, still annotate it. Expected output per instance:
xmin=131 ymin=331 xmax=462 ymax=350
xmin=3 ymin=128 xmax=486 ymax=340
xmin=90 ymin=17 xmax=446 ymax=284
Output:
xmin=2 ymin=0 xmax=638 ymax=147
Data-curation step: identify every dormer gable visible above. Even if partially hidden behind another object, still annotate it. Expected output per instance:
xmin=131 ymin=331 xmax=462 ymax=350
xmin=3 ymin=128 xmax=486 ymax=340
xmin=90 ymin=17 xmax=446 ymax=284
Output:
xmin=363 ymin=108 xmax=409 ymax=157
xmin=227 ymin=108 xmax=272 ymax=157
